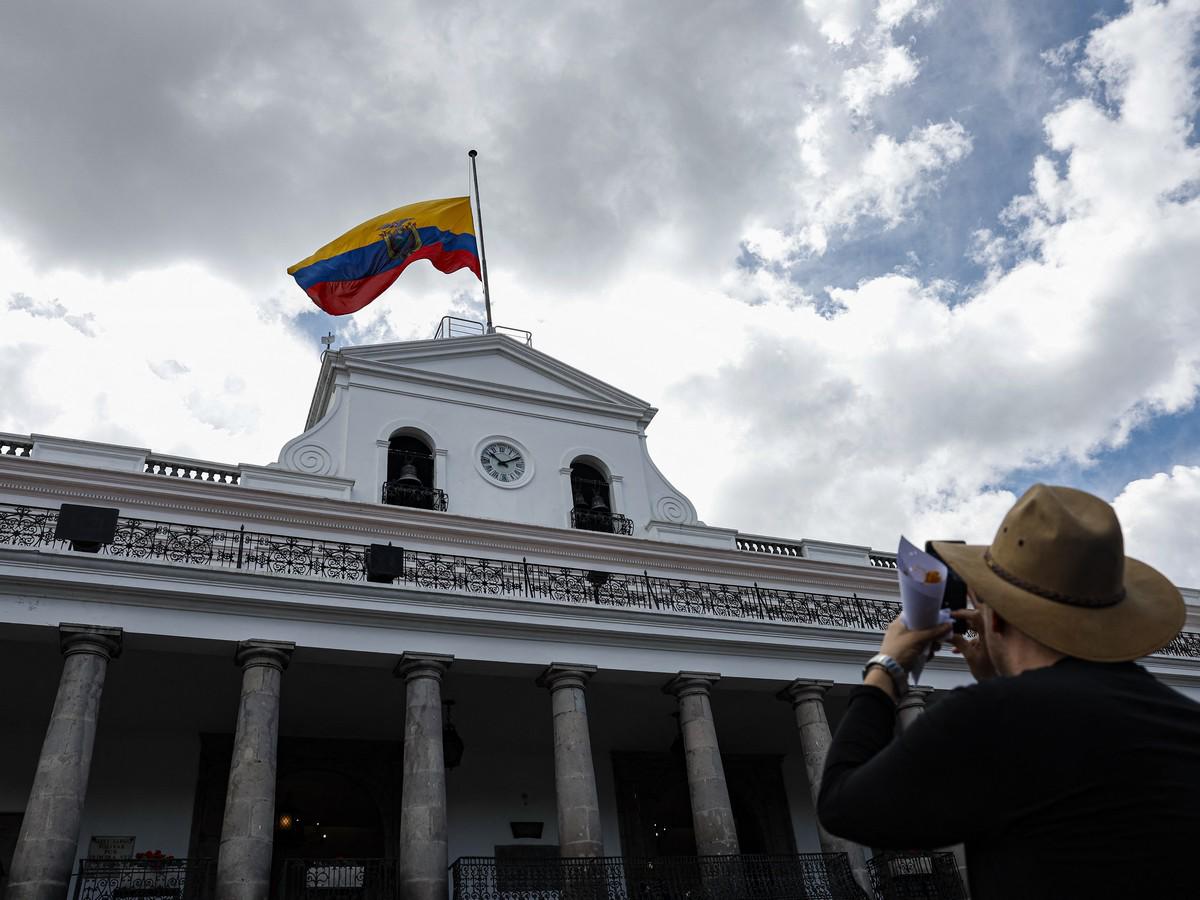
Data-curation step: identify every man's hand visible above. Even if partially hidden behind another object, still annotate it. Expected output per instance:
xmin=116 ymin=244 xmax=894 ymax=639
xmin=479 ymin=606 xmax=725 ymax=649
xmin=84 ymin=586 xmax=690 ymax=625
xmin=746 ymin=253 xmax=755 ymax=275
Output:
xmin=878 ymin=616 xmax=953 ymax=672
xmin=949 ymin=607 xmax=998 ymax=682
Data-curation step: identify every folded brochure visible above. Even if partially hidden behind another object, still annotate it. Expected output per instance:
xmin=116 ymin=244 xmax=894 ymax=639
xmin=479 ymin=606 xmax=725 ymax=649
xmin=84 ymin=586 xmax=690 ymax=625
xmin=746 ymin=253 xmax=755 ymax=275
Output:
xmin=896 ymin=536 xmax=954 ymax=684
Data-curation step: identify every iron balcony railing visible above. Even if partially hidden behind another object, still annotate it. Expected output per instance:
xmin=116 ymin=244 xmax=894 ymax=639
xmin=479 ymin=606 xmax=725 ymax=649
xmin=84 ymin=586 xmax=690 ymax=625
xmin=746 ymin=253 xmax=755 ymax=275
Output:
xmin=2 ymin=501 xmax=1198 ymax=658
xmin=450 ymin=853 xmax=870 ymax=900
xmin=279 ymin=859 xmax=401 ymax=900
xmin=381 ymin=480 xmax=449 ymax=511
xmin=570 ymin=507 xmax=635 ymax=535
xmin=71 ymin=858 xmax=215 ymax=900
xmin=867 ymin=851 xmax=967 ymax=900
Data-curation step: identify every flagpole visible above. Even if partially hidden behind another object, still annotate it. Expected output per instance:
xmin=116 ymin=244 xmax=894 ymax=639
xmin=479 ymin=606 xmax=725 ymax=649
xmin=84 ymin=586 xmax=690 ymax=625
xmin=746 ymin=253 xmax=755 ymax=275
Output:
xmin=468 ymin=149 xmax=494 ymax=333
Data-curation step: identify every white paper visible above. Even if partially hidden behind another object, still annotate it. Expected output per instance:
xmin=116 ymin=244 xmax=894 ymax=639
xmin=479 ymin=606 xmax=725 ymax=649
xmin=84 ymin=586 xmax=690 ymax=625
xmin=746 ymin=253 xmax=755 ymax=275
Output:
xmin=896 ymin=536 xmax=954 ymax=683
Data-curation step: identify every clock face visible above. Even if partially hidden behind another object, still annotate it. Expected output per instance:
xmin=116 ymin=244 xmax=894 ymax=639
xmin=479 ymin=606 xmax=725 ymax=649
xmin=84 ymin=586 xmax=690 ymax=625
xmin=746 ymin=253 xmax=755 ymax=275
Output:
xmin=479 ymin=440 xmax=528 ymax=484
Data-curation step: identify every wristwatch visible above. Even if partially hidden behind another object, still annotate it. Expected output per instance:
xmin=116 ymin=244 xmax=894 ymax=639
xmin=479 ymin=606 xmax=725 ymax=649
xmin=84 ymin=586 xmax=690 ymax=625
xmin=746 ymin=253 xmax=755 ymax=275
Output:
xmin=863 ymin=653 xmax=909 ymax=697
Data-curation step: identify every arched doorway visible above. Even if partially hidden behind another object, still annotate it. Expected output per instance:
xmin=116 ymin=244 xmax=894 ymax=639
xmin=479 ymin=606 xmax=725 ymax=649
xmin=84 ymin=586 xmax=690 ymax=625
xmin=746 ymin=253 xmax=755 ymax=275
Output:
xmin=270 ymin=768 xmax=387 ymax=891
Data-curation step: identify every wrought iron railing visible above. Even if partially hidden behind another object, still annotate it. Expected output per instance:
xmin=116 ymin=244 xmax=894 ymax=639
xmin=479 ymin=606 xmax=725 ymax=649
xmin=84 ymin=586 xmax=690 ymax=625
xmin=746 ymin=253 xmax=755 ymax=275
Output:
xmin=381 ymin=480 xmax=449 ymax=511
xmin=450 ymin=853 xmax=869 ymax=900
xmin=279 ymin=859 xmax=401 ymax=900
xmin=71 ymin=858 xmax=215 ymax=900
xmin=570 ymin=507 xmax=635 ymax=535
xmin=1 ymin=501 xmax=1197 ymax=658
xmin=867 ymin=851 xmax=966 ymax=899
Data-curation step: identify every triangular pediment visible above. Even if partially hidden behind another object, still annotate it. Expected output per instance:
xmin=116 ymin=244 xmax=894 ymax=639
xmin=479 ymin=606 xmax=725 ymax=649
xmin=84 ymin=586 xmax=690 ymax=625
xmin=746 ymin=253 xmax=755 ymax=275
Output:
xmin=340 ymin=334 xmax=651 ymax=412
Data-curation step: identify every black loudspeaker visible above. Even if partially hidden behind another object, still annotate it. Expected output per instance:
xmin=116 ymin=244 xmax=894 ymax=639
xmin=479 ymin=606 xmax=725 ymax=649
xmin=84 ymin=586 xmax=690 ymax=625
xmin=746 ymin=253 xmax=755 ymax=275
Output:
xmin=509 ymin=821 xmax=544 ymax=839
xmin=54 ymin=504 xmax=120 ymax=553
xmin=366 ymin=544 xmax=406 ymax=584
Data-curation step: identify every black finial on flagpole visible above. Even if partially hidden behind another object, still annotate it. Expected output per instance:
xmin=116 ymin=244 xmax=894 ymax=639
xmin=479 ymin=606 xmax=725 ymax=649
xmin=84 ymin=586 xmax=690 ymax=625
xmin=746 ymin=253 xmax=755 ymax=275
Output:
xmin=468 ymin=149 xmax=494 ymax=333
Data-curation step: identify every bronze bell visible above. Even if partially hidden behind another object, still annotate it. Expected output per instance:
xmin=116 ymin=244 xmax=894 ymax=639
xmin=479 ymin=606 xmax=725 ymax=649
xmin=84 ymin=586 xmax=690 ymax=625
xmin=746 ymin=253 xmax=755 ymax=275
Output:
xmin=590 ymin=490 xmax=609 ymax=512
xmin=396 ymin=460 xmax=423 ymax=487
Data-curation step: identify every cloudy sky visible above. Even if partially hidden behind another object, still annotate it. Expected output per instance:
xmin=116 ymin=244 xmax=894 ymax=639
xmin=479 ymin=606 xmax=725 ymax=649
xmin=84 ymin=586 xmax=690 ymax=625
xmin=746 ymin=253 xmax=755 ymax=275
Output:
xmin=3 ymin=0 xmax=1199 ymax=586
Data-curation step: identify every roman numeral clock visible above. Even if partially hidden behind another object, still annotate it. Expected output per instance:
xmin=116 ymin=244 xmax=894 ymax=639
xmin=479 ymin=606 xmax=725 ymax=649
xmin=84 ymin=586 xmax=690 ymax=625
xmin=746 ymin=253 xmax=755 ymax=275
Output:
xmin=475 ymin=436 xmax=533 ymax=488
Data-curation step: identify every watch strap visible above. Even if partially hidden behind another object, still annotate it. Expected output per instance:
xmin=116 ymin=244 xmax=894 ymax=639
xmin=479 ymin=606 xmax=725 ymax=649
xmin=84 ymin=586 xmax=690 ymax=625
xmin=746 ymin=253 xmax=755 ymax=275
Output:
xmin=863 ymin=653 xmax=908 ymax=696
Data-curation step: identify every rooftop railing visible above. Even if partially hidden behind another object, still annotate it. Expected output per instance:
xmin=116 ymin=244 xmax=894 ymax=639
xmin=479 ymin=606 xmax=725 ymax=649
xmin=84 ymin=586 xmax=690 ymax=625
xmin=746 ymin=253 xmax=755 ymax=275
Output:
xmin=433 ymin=315 xmax=533 ymax=346
xmin=144 ymin=454 xmax=241 ymax=485
xmin=1 ymin=501 xmax=1197 ymax=658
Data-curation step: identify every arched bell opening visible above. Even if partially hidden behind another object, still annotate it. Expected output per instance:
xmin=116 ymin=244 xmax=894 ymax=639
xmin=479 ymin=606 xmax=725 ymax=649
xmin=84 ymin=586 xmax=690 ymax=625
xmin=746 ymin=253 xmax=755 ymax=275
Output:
xmin=569 ymin=460 xmax=632 ymax=534
xmin=382 ymin=433 xmax=447 ymax=511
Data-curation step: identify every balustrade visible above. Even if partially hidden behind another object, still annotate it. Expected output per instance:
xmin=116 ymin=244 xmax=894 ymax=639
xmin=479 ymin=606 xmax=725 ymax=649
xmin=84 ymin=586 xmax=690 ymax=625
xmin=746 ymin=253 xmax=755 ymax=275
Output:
xmin=2 ymin=501 xmax=1197 ymax=658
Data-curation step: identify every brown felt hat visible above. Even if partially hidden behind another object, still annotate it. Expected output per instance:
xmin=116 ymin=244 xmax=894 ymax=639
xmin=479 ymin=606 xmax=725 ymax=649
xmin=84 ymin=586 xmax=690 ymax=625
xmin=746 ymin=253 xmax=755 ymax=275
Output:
xmin=932 ymin=484 xmax=1184 ymax=662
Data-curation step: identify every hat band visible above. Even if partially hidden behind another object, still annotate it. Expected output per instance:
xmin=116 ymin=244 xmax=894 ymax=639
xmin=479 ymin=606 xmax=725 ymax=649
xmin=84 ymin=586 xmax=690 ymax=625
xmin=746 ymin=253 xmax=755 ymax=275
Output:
xmin=983 ymin=550 xmax=1126 ymax=609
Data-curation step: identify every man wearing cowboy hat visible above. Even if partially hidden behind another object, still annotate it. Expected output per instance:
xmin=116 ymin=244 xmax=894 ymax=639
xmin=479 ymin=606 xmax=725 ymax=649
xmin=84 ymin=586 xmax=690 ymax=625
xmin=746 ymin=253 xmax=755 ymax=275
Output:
xmin=817 ymin=484 xmax=1200 ymax=899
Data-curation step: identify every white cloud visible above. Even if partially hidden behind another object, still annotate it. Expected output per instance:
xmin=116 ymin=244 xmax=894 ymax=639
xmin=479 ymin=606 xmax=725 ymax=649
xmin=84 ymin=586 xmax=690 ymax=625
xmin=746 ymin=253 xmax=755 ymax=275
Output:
xmin=8 ymin=292 xmax=97 ymax=337
xmin=680 ymin=0 xmax=1200 ymax=588
xmin=842 ymin=45 xmax=920 ymax=114
xmin=1114 ymin=466 xmax=1200 ymax=587
xmin=148 ymin=359 xmax=190 ymax=380
xmin=0 ymin=242 xmax=317 ymax=461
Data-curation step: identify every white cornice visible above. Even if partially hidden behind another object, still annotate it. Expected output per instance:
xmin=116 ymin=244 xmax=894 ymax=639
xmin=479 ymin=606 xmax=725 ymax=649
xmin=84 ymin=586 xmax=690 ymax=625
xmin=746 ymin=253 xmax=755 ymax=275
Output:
xmin=344 ymin=334 xmax=651 ymax=407
xmin=305 ymin=336 xmax=658 ymax=429
xmin=0 ymin=456 xmax=901 ymax=594
xmin=2 ymin=549 xmax=1195 ymax=683
xmin=343 ymin=358 xmax=654 ymax=426
xmin=0 ymin=549 xmax=896 ymax=665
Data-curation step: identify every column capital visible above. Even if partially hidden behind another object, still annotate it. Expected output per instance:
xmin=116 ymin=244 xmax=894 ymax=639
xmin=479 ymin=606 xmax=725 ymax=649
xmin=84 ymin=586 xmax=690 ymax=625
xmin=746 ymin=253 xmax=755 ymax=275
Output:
xmin=662 ymin=671 xmax=720 ymax=699
xmin=537 ymin=662 xmax=597 ymax=692
xmin=394 ymin=651 xmax=453 ymax=682
xmin=897 ymin=685 xmax=933 ymax=714
xmin=778 ymin=678 xmax=835 ymax=706
xmin=234 ymin=639 xmax=294 ymax=671
xmin=59 ymin=623 xmax=123 ymax=660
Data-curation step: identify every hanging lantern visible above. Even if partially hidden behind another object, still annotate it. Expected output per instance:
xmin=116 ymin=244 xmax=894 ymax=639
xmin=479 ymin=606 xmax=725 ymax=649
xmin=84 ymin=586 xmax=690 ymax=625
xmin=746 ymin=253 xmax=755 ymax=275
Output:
xmin=443 ymin=700 xmax=465 ymax=770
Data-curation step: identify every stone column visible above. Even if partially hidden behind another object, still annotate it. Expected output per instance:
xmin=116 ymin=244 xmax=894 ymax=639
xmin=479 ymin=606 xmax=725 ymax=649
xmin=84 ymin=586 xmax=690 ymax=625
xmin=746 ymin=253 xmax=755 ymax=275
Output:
xmin=662 ymin=672 xmax=739 ymax=856
xmin=537 ymin=664 xmax=603 ymax=857
xmin=896 ymin=685 xmax=933 ymax=733
xmin=394 ymin=652 xmax=453 ymax=900
xmin=7 ymin=624 xmax=122 ymax=900
xmin=780 ymin=679 xmax=870 ymax=892
xmin=216 ymin=640 xmax=294 ymax=900
xmin=894 ymin=687 xmax=970 ymax=895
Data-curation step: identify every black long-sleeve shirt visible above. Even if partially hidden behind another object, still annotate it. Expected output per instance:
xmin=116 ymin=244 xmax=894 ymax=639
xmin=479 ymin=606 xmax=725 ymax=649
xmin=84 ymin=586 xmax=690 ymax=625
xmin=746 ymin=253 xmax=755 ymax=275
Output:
xmin=818 ymin=658 xmax=1200 ymax=899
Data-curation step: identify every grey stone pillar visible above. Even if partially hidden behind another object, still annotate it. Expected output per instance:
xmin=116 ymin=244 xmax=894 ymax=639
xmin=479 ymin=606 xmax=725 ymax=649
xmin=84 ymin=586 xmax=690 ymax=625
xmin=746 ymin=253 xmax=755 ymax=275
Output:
xmin=216 ymin=640 xmax=294 ymax=900
xmin=7 ymin=624 xmax=122 ymax=900
xmin=394 ymin=652 xmax=453 ymax=900
xmin=780 ymin=679 xmax=870 ymax=892
xmin=537 ymin=664 xmax=603 ymax=857
xmin=894 ymin=686 xmax=971 ymax=895
xmin=896 ymin=685 xmax=933 ymax=733
xmin=662 ymin=672 xmax=739 ymax=856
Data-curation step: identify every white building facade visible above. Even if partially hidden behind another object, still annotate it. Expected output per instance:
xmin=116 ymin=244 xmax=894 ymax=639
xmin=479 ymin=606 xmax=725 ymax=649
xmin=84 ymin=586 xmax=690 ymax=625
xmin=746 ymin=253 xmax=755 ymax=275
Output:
xmin=2 ymin=325 xmax=1198 ymax=900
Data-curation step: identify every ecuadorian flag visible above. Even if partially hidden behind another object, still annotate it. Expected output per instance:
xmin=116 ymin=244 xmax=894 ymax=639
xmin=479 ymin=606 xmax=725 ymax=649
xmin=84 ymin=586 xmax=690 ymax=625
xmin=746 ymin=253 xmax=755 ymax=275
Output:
xmin=287 ymin=197 xmax=481 ymax=316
